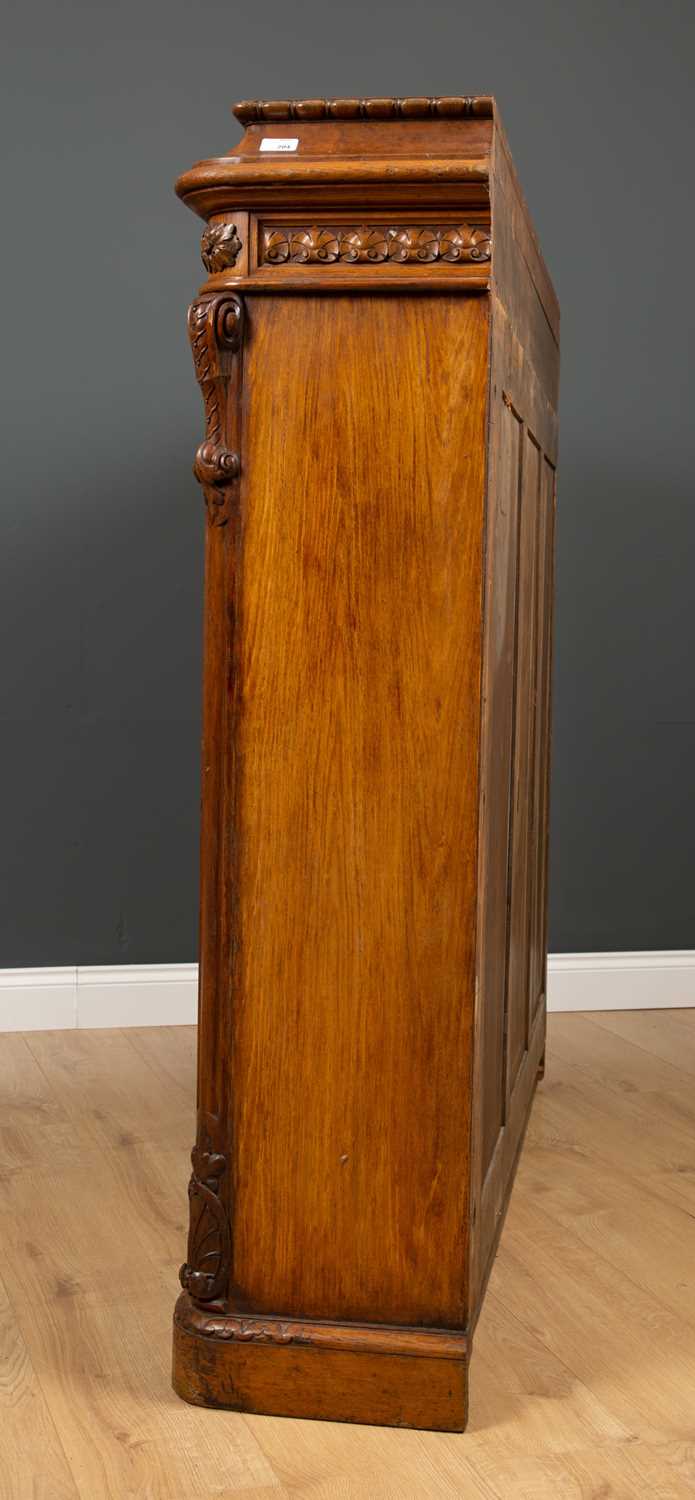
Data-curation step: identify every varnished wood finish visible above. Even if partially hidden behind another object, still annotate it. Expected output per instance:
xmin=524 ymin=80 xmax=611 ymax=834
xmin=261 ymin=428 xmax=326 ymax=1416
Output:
xmin=234 ymin=293 xmax=487 ymax=1331
xmin=174 ymin=96 xmax=559 ymax=1430
xmin=5 ymin=1017 xmax=695 ymax=1494
xmin=173 ymin=1314 xmax=469 ymax=1432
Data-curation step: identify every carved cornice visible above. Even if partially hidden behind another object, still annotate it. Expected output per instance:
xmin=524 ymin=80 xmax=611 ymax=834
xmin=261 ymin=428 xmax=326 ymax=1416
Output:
xmin=175 ymin=1293 xmax=469 ymax=1360
xmin=201 ymin=222 xmax=242 ymax=273
xmin=261 ymin=223 xmax=491 ymax=266
xmin=234 ymin=96 xmax=493 ymax=123
xmin=179 ymin=1112 xmax=231 ymax=1302
xmin=187 ymin=294 xmax=243 ymax=527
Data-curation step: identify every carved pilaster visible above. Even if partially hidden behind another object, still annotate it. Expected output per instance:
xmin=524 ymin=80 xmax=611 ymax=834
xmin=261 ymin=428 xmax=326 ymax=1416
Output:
xmin=179 ymin=1112 xmax=231 ymax=1303
xmin=188 ymin=293 xmax=244 ymax=526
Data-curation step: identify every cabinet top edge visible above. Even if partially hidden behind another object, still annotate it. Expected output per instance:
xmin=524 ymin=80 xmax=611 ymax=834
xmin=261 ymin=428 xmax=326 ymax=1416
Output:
xmin=233 ymin=96 xmax=495 ymax=123
xmin=175 ymin=156 xmax=492 ymax=204
xmin=174 ymin=96 xmax=559 ymax=326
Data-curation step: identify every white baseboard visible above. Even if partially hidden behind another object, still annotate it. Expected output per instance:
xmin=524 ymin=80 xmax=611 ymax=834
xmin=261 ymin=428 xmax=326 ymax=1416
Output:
xmin=77 ymin=964 xmax=198 ymax=1029
xmin=0 ymin=968 xmax=79 ymax=1032
xmin=0 ymin=964 xmax=198 ymax=1032
xmin=547 ymin=950 xmax=695 ymax=1013
xmin=0 ymin=954 xmax=693 ymax=1032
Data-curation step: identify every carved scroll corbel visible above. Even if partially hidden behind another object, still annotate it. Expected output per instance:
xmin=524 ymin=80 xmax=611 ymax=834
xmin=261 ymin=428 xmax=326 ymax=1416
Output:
xmin=179 ymin=1111 xmax=231 ymax=1303
xmin=188 ymin=294 xmax=244 ymax=527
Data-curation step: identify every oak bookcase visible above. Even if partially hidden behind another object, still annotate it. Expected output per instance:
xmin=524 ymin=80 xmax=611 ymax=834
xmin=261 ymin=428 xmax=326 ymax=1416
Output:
xmin=172 ymin=96 xmax=559 ymax=1432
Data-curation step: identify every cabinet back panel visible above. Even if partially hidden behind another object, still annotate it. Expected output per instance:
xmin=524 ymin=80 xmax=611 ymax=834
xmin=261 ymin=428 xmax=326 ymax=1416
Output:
xmin=230 ymin=294 xmax=488 ymax=1326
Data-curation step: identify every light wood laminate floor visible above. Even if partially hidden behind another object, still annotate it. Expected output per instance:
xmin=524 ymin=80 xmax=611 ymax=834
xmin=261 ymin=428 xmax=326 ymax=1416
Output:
xmin=2 ymin=1011 xmax=695 ymax=1498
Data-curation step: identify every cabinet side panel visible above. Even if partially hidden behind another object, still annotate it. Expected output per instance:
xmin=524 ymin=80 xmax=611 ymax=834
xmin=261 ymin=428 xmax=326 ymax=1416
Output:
xmin=232 ymin=293 xmax=488 ymax=1327
xmin=469 ymin=117 xmax=559 ymax=1320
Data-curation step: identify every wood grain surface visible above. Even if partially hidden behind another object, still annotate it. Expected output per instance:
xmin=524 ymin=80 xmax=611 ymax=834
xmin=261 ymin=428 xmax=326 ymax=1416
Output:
xmin=232 ymin=293 xmax=488 ymax=1328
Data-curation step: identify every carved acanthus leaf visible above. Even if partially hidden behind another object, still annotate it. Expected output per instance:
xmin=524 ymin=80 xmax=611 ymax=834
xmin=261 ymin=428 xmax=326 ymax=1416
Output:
xmin=198 ymin=1316 xmax=297 ymax=1344
xmin=179 ymin=1111 xmax=231 ymax=1303
xmin=187 ymin=294 xmax=243 ymax=527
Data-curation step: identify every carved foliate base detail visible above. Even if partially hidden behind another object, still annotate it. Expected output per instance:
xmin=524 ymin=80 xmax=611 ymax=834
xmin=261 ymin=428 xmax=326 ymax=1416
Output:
xmin=175 ymin=1292 xmax=468 ymax=1359
xmin=188 ymin=294 xmax=244 ymax=526
xmin=179 ymin=1113 xmax=231 ymax=1303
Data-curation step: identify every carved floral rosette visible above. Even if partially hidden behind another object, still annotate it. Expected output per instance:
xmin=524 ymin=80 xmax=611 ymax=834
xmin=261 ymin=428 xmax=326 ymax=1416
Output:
xmin=200 ymin=221 xmax=242 ymax=273
xmin=262 ymin=223 xmax=491 ymax=267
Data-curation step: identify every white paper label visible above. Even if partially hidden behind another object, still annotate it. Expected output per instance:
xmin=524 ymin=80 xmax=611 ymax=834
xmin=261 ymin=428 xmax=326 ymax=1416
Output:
xmin=259 ymin=137 xmax=299 ymax=153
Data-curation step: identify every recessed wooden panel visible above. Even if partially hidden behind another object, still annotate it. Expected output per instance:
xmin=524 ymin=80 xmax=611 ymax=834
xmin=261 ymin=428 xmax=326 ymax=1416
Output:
xmin=479 ymin=394 xmax=522 ymax=1181
xmin=231 ymin=293 xmax=488 ymax=1327
xmin=506 ymin=427 xmax=541 ymax=1101
xmin=527 ymin=457 xmax=556 ymax=1030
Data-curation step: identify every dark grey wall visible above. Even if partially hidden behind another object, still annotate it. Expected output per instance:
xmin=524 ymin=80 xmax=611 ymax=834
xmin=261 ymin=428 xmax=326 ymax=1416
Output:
xmin=2 ymin=1 xmax=694 ymax=964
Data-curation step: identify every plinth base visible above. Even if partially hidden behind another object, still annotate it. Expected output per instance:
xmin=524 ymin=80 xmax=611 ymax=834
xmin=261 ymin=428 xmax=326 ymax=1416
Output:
xmin=172 ymin=1293 xmax=469 ymax=1431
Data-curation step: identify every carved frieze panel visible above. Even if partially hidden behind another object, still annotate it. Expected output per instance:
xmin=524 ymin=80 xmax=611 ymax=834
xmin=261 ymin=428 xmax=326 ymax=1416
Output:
xmin=260 ymin=223 xmax=491 ymax=267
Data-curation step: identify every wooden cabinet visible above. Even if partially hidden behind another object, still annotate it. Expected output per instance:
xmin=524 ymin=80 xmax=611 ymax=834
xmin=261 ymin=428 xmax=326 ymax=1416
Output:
xmin=172 ymin=96 xmax=559 ymax=1433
